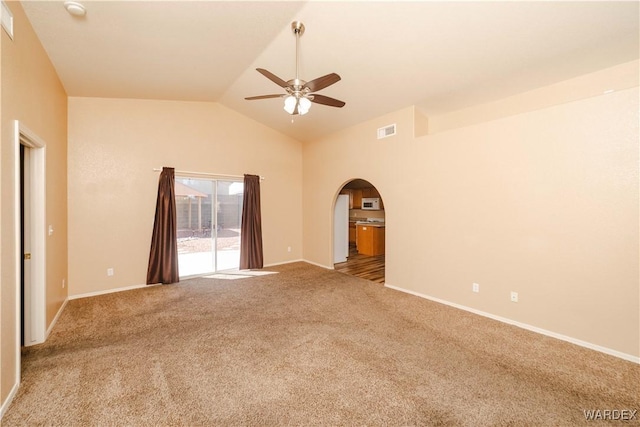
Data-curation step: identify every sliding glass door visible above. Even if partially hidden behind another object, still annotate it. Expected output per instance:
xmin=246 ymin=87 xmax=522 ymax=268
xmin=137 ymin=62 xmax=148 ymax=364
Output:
xmin=175 ymin=177 xmax=244 ymax=277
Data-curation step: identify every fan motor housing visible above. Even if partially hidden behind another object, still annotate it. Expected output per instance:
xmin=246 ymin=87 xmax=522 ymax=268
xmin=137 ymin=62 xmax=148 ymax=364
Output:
xmin=291 ymin=21 xmax=305 ymax=36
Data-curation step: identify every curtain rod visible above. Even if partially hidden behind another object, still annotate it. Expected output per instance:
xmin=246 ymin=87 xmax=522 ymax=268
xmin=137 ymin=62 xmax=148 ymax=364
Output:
xmin=153 ymin=168 xmax=264 ymax=181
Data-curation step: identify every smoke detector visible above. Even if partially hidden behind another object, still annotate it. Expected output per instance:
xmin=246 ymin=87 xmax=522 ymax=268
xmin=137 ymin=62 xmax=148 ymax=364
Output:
xmin=64 ymin=1 xmax=86 ymax=17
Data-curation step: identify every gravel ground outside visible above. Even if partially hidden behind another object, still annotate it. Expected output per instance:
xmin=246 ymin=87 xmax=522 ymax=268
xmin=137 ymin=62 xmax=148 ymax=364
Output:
xmin=178 ymin=228 xmax=240 ymax=253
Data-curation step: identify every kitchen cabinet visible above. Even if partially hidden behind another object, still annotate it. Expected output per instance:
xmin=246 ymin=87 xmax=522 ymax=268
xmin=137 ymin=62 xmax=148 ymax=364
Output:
xmin=361 ymin=187 xmax=378 ymax=198
xmin=356 ymin=224 xmax=385 ymax=256
xmin=340 ymin=187 xmax=384 ymax=210
xmin=352 ymin=189 xmax=362 ymax=209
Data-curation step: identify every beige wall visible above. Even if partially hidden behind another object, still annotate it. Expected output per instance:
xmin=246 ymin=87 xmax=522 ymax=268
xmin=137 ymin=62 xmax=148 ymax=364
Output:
xmin=68 ymin=97 xmax=303 ymax=296
xmin=1 ymin=1 xmax=68 ymax=406
xmin=303 ymin=63 xmax=639 ymax=358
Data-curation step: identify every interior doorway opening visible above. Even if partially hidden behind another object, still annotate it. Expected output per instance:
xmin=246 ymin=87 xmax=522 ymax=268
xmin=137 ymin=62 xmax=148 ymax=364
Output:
xmin=333 ymin=179 xmax=385 ymax=284
xmin=16 ymin=122 xmax=46 ymax=348
xmin=14 ymin=120 xmax=48 ymax=400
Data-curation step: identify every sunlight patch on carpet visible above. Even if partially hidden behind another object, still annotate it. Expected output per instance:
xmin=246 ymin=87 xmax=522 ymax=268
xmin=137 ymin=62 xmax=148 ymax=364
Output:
xmin=204 ymin=270 xmax=278 ymax=280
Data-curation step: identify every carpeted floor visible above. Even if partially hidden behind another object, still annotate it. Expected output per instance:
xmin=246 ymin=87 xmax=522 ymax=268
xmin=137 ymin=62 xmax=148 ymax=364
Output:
xmin=3 ymin=262 xmax=639 ymax=426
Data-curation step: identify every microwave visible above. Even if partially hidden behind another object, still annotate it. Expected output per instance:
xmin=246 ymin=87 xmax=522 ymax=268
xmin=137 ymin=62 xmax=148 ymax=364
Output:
xmin=362 ymin=197 xmax=380 ymax=210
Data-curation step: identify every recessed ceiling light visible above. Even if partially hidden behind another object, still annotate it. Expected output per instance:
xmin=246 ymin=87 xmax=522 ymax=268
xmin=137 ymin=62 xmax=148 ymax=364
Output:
xmin=64 ymin=1 xmax=86 ymax=17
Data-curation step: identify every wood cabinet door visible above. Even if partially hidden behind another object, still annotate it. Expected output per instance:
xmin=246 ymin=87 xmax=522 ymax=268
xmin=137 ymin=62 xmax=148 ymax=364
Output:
xmin=352 ymin=189 xmax=363 ymax=209
xmin=357 ymin=225 xmax=373 ymax=255
xmin=362 ymin=187 xmax=380 ymax=198
xmin=357 ymin=225 xmax=385 ymax=256
xmin=373 ymin=227 xmax=385 ymax=255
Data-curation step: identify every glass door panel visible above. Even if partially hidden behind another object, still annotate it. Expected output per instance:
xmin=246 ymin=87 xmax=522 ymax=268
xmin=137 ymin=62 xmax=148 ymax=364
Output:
xmin=215 ymin=180 xmax=243 ymax=271
xmin=175 ymin=177 xmax=243 ymax=277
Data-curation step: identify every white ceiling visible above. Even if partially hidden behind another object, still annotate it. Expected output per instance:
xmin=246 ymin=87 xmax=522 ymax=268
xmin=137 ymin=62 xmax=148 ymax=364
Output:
xmin=21 ymin=1 xmax=639 ymax=142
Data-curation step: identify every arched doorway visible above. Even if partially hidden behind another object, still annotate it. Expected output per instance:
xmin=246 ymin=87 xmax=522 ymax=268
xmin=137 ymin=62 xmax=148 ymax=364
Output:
xmin=333 ymin=179 xmax=385 ymax=283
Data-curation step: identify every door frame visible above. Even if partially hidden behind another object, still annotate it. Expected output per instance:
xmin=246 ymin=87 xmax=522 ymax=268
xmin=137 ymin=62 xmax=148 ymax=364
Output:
xmin=14 ymin=120 xmax=47 ymax=356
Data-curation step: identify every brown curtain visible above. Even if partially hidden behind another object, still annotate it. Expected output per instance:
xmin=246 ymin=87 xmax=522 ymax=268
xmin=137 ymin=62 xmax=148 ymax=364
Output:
xmin=147 ymin=167 xmax=179 ymax=284
xmin=240 ymin=174 xmax=264 ymax=269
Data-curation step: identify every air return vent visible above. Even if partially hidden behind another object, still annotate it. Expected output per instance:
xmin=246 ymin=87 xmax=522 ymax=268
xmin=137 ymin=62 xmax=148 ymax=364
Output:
xmin=377 ymin=124 xmax=396 ymax=139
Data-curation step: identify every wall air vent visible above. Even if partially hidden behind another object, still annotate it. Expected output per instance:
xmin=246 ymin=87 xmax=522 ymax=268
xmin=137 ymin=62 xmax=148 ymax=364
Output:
xmin=377 ymin=124 xmax=396 ymax=139
xmin=1 ymin=1 xmax=13 ymax=40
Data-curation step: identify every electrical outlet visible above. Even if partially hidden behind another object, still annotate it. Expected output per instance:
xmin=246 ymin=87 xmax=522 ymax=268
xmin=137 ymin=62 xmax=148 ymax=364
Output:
xmin=62 ymin=279 xmax=65 ymax=289
xmin=287 ymin=246 xmax=291 ymax=253
xmin=510 ymin=291 xmax=518 ymax=302
xmin=472 ymin=283 xmax=480 ymax=293
xmin=107 ymin=268 xmax=114 ymax=277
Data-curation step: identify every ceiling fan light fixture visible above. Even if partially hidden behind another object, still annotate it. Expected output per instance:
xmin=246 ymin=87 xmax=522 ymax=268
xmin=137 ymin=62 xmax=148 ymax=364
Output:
xmin=284 ymin=95 xmax=311 ymax=115
xmin=284 ymin=95 xmax=297 ymax=114
xmin=298 ymin=97 xmax=311 ymax=115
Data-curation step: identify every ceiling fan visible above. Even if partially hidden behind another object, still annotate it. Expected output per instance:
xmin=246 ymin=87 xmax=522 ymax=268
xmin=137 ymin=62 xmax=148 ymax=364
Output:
xmin=245 ymin=21 xmax=345 ymax=116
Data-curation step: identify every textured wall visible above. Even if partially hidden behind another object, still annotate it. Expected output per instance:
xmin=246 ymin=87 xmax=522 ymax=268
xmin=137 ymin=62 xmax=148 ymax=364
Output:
xmin=68 ymin=97 xmax=303 ymax=296
xmin=303 ymin=63 xmax=639 ymax=358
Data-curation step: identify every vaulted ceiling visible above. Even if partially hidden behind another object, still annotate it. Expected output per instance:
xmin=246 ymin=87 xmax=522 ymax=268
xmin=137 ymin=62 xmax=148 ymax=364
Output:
xmin=22 ymin=1 xmax=639 ymax=142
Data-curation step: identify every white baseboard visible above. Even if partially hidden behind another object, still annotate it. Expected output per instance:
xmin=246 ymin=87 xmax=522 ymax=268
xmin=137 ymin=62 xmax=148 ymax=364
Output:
xmin=384 ymin=283 xmax=640 ymax=364
xmin=45 ymin=297 xmax=68 ymax=339
xmin=263 ymin=259 xmax=305 ymax=268
xmin=69 ymin=283 xmax=157 ymax=300
xmin=301 ymin=259 xmax=333 ymax=270
xmin=0 ymin=380 xmax=20 ymax=421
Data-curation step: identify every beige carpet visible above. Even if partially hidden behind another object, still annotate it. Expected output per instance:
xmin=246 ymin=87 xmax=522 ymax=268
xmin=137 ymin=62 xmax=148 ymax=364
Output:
xmin=3 ymin=262 xmax=639 ymax=426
